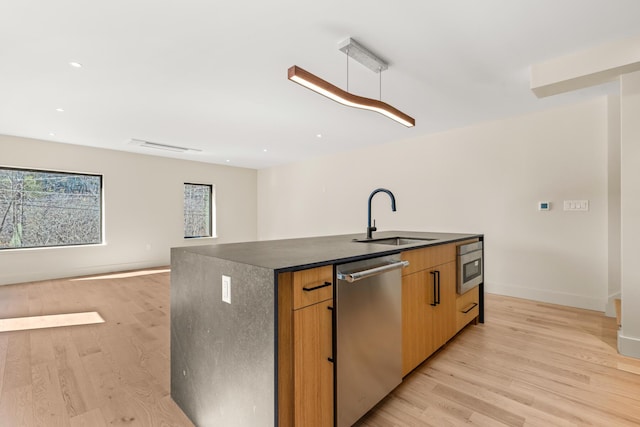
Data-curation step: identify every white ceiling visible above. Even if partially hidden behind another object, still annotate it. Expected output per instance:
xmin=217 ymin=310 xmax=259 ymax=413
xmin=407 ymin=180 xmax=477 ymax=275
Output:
xmin=2 ymin=1 xmax=640 ymax=169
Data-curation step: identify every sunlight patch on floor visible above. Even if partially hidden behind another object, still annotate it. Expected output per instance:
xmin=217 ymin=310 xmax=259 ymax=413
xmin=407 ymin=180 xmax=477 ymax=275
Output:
xmin=0 ymin=311 xmax=105 ymax=332
xmin=71 ymin=268 xmax=171 ymax=281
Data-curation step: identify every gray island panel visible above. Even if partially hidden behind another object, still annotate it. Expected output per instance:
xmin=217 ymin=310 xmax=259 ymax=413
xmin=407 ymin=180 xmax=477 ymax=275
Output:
xmin=171 ymin=248 xmax=276 ymax=427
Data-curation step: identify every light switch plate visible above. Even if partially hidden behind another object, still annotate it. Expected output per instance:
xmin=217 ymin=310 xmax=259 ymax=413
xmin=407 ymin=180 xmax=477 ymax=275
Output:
xmin=222 ymin=275 xmax=231 ymax=304
xmin=563 ymin=200 xmax=589 ymax=211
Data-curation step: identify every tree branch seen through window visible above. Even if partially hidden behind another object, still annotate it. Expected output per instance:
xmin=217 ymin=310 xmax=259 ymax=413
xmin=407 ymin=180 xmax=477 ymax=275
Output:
xmin=0 ymin=167 xmax=102 ymax=249
xmin=184 ymin=183 xmax=214 ymax=238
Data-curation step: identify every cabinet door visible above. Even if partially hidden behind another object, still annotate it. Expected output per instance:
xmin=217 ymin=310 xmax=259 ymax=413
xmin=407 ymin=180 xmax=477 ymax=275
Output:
xmin=430 ymin=261 xmax=457 ymax=351
xmin=293 ymin=299 xmax=334 ymax=427
xmin=402 ymin=262 xmax=457 ymax=376
xmin=402 ymin=270 xmax=432 ymax=376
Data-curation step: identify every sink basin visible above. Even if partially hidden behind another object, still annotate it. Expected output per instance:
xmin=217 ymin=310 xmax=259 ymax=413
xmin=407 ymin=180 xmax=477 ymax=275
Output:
xmin=354 ymin=237 xmax=437 ymax=246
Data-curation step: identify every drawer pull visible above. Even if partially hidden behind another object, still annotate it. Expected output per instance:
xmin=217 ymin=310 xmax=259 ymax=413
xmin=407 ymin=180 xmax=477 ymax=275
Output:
xmin=328 ymin=306 xmax=335 ymax=363
xmin=461 ymin=302 xmax=478 ymax=314
xmin=302 ymin=281 xmax=332 ymax=292
xmin=430 ymin=271 xmax=438 ymax=306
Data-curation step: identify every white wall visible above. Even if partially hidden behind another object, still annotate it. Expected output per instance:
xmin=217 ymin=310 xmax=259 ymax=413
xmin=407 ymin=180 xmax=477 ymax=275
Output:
xmin=258 ymin=98 xmax=610 ymax=311
xmin=606 ymin=95 xmax=621 ymax=317
xmin=0 ymin=135 xmax=257 ymax=285
xmin=619 ymin=71 xmax=640 ymax=357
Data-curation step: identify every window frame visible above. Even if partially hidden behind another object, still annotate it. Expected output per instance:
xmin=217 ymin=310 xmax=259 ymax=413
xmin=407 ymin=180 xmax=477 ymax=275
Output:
xmin=0 ymin=166 xmax=103 ymax=250
xmin=183 ymin=182 xmax=214 ymax=239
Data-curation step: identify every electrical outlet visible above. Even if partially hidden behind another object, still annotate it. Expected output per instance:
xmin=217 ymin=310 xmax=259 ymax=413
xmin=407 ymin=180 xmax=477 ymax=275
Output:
xmin=222 ymin=275 xmax=231 ymax=304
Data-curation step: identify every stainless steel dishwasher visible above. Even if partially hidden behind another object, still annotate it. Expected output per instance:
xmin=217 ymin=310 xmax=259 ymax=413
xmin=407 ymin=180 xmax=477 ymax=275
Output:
xmin=336 ymin=254 xmax=409 ymax=427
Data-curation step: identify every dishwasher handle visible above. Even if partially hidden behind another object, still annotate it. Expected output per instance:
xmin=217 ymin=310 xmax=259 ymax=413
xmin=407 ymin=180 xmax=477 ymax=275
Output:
xmin=337 ymin=260 xmax=409 ymax=283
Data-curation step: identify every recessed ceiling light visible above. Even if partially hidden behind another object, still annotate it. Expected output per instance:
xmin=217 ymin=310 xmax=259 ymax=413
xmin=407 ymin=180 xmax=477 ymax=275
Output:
xmin=49 ymin=132 xmax=56 ymax=136
xmin=69 ymin=61 xmax=83 ymax=68
xmin=316 ymin=134 xmax=323 ymax=138
xmin=225 ymin=159 xmax=230 ymax=163
xmin=55 ymin=108 xmax=64 ymax=112
xmin=263 ymin=148 xmax=268 ymax=152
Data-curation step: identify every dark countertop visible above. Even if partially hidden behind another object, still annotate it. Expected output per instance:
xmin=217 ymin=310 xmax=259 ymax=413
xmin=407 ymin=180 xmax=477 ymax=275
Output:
xmin=173 ymin=230 xmax=482 ymax=272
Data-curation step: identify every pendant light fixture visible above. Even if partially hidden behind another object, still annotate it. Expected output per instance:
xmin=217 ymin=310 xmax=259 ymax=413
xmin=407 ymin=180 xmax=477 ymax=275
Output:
xmin=288 ymin=38 xmax=415 ymax=127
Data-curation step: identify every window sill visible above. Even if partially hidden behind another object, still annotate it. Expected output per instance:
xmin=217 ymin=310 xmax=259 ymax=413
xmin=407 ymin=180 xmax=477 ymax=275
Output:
xmin=183 ymin=235 xmax=218 ymax=241
xmin=0 ymin=242 xmax=106 ymax=253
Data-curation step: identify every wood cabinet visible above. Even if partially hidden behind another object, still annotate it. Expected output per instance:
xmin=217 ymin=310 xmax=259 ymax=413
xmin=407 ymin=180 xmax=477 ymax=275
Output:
xmin=429 ymin=261 xmax=456 ymax=353
xmin=456 ymin=285 xmax=480 ymax=333
xmin=292 ymin=265 xmax=334 ymax=309
xmin=401 ymin=269 xmax=430 ymax=374
xmin=402 ymin=244 xmax=455 ymax=276
xmin=401 ymin=245 xmax=457 ymax=376
xmin=454 ymin=237 xmax=482 ymax=333
xmin=293 ymin=299 xmax=333 ymax=427
xmin=277 ymin=240 xmax=482 ymax=425
xmin=278 ymin=266 xmax=334 ymax=427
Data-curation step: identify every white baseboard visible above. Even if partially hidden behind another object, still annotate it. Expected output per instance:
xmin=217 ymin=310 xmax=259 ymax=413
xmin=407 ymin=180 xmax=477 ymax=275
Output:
xmin=485 ymin=281 xmax=606 ymax=312
xmin=0 ymin=261 xmax=167 ymax=286
xmin=618 ymin=331 xmax=640 ymax=359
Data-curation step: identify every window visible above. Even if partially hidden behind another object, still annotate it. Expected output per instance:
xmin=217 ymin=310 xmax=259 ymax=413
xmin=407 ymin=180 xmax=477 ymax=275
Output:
xmin=184 ymin=183 xmax=214 ymax=238
xmin=0 ymin=167 xmax=102 ymax=250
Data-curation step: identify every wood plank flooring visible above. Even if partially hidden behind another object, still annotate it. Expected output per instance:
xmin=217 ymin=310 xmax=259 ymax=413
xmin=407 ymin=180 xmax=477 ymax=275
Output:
xmin=358 ymin=294 xmax=640 ymax=427
xmin=0 ymin=269 xmax=194 ymax=427
xmin=1 ymin=271 xmax=639 ymax=426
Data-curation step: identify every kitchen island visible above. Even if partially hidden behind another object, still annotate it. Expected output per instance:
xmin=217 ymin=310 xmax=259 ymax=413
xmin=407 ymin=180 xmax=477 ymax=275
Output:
xmin=170 ymin=231 xmax=483 ymax=427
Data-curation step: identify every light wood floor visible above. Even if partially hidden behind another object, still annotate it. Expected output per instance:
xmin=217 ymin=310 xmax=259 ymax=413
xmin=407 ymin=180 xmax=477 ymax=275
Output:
xmin=0 ymin=269 xmax=194 ymax=427
xmin=1 ymin=271 xmax=639 ymax=426
xmin=359 ymin=294 xmax=640 ymax=427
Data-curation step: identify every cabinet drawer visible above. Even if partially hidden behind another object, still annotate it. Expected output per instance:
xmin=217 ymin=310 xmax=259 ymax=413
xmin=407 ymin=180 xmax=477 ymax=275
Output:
xmin=293 ymin=265 xmax=333 ymax=309
xmin=401 ymin=243 xmax=455 ymax=275
xmin=456 ymin=286 xmax=479 ymax=332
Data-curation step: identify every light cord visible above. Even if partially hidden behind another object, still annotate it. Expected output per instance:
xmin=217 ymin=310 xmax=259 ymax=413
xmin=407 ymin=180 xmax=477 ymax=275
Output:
xmin=346 ymin=48 xmax=349 ymax=92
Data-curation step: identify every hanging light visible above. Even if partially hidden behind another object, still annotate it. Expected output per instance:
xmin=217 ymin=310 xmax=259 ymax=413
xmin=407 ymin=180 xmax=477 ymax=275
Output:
xmin=287 ymin=38 xmax=415 ymax=128
xmin=288 ymin=66 xmax=415 ymax=127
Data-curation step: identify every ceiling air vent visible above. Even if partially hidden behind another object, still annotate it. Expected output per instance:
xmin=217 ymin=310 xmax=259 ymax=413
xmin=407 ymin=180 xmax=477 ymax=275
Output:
xmin=129 ymin=138 xmax=201 ymax=153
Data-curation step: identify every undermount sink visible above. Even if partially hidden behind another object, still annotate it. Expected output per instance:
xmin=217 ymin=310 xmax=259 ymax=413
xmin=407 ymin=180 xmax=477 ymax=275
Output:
xmin=354 ymin=237 xmax=437 ymax=246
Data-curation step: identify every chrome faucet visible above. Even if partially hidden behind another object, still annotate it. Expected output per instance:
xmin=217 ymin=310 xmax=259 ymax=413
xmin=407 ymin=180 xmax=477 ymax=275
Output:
xmin=367 ymin=188 xmax=396 ymax=239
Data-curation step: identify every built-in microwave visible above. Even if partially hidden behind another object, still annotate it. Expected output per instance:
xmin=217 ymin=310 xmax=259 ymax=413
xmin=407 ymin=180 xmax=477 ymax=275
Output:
xmin=457 ymin=241 xmax=483 ymax=294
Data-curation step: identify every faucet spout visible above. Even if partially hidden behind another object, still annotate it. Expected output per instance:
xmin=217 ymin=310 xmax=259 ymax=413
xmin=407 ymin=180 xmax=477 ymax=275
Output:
xmin=367 ymin=188 xmax=397 ymax=239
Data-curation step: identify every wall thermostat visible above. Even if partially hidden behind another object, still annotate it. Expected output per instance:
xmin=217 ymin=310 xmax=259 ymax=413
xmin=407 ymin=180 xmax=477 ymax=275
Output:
xmin=538 ymin=201 xmax=550 ymax=211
